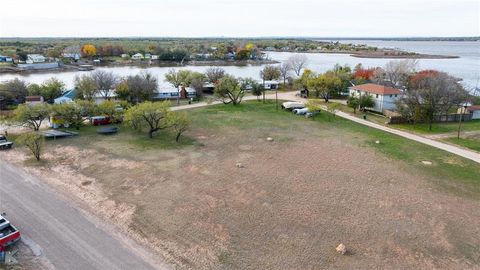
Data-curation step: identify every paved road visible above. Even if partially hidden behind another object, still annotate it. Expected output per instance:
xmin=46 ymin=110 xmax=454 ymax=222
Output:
xmin=0 ymin=162 xmax=170 ymax=270
xmin=175 ymin=91 xmax=480 ymax=164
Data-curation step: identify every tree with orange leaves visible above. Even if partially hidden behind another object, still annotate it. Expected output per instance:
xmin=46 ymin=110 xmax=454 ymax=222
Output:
xmin=81 ymin=44 xmax=97 ymax=58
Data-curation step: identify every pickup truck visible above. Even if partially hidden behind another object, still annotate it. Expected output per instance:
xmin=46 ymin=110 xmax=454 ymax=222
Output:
xmin=0 ymin=215 xmax=21 ymax=251
xmin=0 ymin=135 xmax=13 ymax=150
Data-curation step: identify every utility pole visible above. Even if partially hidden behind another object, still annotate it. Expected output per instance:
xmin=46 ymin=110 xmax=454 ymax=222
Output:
xmin=457 ymin=105 xmax=467 ymax=139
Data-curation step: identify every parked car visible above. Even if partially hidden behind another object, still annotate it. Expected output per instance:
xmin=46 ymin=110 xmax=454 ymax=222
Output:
xmin=0 ymin=215 xmax=21 ymax=250
xmin=0 ymin=135 xmax=13 ymax=150
xmin=90 ymin=116 xmax=111 ymax=126
xmin=282 ymin=102 xmax=305 ymax=111
xmin=306 ymin=111 xmax=320 ymax=118
xmin=293 ymin=107 xmax=309 ymax=115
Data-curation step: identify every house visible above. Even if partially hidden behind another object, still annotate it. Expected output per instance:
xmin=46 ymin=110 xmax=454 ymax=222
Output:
xmin=131 ymin=53 xmax=144 ymax=60
xmin=262 ymin=80 xmax=279 ymax=90
xmin=54 ymin=89 xmax=77 ymax=104
xmin=151 ymin=55 xmax=159 ymax=60
xmin=153 ymin=86 xmax=196 ymax=100
xmin=144 ymin=53 xmax=151 ymax=59
xmin=62 ymin=53 xmax=80 ymax=60
xmin=25 ymin=96 xmax=44 ymax=105
xmin=26 ymin=54 xmax=46 ymax=64
xmin=0 ymin=55 xmax=13 ymax=62
xmin=121 ymin=53 xmax=129 ymax=58
xmin=458 ymin=105 xmax=480 ymax=120
xmin=349 ymin=83 xmax=403 ymax=112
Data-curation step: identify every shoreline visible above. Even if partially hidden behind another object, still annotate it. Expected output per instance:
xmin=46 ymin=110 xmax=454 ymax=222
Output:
xmin=265 ymin=49 xmax=459 ymax=59
xmin=0 ymin=59 xmax=279 ymax=75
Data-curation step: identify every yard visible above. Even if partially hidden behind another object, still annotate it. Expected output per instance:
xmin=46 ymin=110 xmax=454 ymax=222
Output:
xmin=3 ymin=101 xmax=480 ymax=269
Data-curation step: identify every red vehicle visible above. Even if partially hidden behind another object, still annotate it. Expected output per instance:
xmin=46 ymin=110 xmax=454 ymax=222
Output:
xmin=0 ymin=215 xmax=21 ymax=251
xmin=91 ymin=116 xmax=111 ymax=126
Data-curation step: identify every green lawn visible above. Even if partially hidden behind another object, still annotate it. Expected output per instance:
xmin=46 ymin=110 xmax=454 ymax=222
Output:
xmin=443 ymin=137 xmax=480 ymax=152
xmin=392 ymin=120 xmax=480 ymax=134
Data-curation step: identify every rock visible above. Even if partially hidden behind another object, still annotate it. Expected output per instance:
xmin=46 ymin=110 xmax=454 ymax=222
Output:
xmin=375 ymin=140 xmax=380 ymax=144
xmin=421 ymin=160 xmax=432 ymax=165
xmin=336 ymin=243 xmax=347 ymax=255
xmin=266 ymin=137 xmax=274 ymax=142
xmin=236 ymin=162 xmax=244 ymax=168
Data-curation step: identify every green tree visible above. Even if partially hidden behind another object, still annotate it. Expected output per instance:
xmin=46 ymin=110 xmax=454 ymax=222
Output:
xmin=74 ymin=74 xmax=98 ymax=101
xmin=214 ymin=75 xmax=244 ymax=105
xmin=308 ymin=73 xmax=342 ymax=102
xmin=260 ymin=65 xmax=281 ymax=103
xmin=347 ymin=96 xmax=360 ymax=114
xmin=40 ymin=78 xmax=65 ymax=103
xmin=169 ymin=112 xmax=190 ymax=142
xmin=117 ymin=72 xmax=157 ymax=104
xmin=98 ymin=100 xmax=123 ymax=123
xmin=0 ymin=79 xmax=28 ymax=106
xmin=17 ymin=132 xmax=44 ymax=161
xmin=164 ymin=69 xmax=193 ymax=104
xmin=124 ymin=101 xmax=172 ymax=138
xmin=359 ymin=94 xmax=376 ymax=111
xmin=14 ymin=103 xmax=51 ymax=131
xmin=51 ymin=102 xmax=84 ymax=130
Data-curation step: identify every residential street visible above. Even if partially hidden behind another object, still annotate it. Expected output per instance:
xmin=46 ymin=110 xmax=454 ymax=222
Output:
xmin=0 ymin=161 xmax=170 ymax=270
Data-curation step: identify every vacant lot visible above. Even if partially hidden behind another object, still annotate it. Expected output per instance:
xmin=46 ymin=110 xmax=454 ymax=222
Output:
xmin=3 ymin=101 xmax=480 ymax=269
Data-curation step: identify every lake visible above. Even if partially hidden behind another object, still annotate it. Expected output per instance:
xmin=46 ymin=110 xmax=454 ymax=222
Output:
xmin=0 ymin=40 xmax=479 ymax=92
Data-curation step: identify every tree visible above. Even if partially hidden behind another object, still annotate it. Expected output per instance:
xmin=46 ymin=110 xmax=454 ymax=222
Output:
xmin=377 ymin=60 xmax=418 ymax=88
xmin=170 ymin=112 xmax=190 ymax=142
xmin=190 ymin=72 xmax=206 ymax=98
xmin=14 ymin=103 xmax=51 ymax=131
xmin=81 ymin=44 xmax=97 ymax=58
xmin=279 ymin=63 xmax=292 ymax=86
xmin=308 ymin=73 xmax=342 ymax=102
xmin=305 ymin=100 xmax=322 ymax=119
xmin=165 ymin=69 xmax=193 ymax=104
xmin=397 ymin=71 xmax=467 ymax=130
xmin=39 ymin=78 xmax=65 ymax=103
xmin=124 ymin=101 xmax=171 ymax=138
xmin=214 ymin=75 xmax=244 ymax=105
xmin=347 ymin=96 xmax=360 ymax=114
xmin=205 ymin=67 xmax=225 ymax=84
xmin=359 ymin=94 xmax=376 ymax=111
xmin=0 ymin=79 xmax=28 ymax=108
xmin=74 ymin=74 xmax=98 ymax=101
xmin=98 ymin=100 xmax=122 ymax=123
xmin=91 ymin=70 xmax=118 ymax=99
xmin=241 ymin=78 xmax=262 ymax=101
xmin=260 ymin=65 xmax=281 ymax=103
xmin=51 ymin=102 xmax=84 ymax=130
xmin=287 ymin=54 xmax=308 ymax=76
xmin=117 ymin=72 xmax=158 ymax=104
xmin=294 ymin=69 xmax=315 ymax=94
xmin=17 ymin=132 xmax=44 ymax=161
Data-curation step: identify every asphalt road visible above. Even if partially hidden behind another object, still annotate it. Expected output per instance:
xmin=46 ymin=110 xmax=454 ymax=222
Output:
xmin=0 ymin=161 xmax=169 ymax=270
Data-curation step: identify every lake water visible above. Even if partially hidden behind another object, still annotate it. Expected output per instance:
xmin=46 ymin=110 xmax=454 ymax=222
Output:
xmin=0 ymin=40 xmax=479 ymax=92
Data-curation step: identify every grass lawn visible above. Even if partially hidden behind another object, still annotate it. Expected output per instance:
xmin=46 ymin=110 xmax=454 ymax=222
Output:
xmin=391 ymin=120 xmax=480 ymax=134
xmin=443 ymin=136 xmax=480 ymax=152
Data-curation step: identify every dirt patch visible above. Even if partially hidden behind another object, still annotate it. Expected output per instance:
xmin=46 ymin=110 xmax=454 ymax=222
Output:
xmin=2 ymin=117 xmax=479 ymax=269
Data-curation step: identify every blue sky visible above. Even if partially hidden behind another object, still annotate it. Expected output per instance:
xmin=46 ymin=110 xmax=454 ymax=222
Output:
xmin=1 ymin=0 xmax=479 ymax=37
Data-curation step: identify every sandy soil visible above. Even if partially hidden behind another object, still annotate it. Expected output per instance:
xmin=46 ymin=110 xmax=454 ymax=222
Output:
xmin=2 ymin=122 xmax=479 ymax=269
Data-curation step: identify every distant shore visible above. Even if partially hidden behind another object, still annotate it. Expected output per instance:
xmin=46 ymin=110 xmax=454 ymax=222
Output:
xmin=0 ymin=59 xmax=279 ymax=75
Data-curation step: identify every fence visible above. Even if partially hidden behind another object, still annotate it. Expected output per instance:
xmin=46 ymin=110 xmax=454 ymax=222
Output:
xmin=384 ymin=110 xmax=473 ymax=124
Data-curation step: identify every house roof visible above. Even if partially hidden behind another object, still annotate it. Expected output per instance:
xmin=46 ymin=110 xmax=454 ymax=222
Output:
xmin=25 ymin=96 xmax=43 ymax=102
xmin=467 ymin=105 xmax=480 ymax=111
xmin=351 ymin=83 xmax=402 ymax=95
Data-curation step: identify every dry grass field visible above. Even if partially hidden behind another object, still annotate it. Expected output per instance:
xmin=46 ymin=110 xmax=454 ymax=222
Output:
xmin=3 ymin=101 xmax=480 ymax=269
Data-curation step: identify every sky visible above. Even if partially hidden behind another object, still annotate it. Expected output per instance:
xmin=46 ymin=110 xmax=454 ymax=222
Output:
xmin=0 ymin=0 xmax=479 ymax=38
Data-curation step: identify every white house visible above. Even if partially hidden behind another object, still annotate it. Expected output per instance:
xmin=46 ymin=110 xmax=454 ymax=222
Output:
xmin=131 ymin=53 xmax=144 ymax=60
xmin=121 ymin=53 xmax=129 ymax=58
xmin=459 ymin=105 xmax=480 ymax=120
xmin=151 ymin=55 xmax=159 ymax=60
xmin=262 ymin=80 xmax=279 ymax=90
xmin=26 ymin=54 xmax=46 ymax=64
xmin=349 ymin=83 xmax=403 ymax=112
xmin=62 ymin=53 xmax=80 ymax=60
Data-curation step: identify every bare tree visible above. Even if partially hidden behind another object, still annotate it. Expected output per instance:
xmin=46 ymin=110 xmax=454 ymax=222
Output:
xmin=287 ymin=54 xmax=308 ymax=77
xmin=380 ymin=60 xmax=418 ymax=88
xmin=279 ymin=63 xmax=292 ymax=86
xmin=91 ymin=70 xmax=118 ymax=100
xmin=205 ymin=67 xmax=226 ymax=84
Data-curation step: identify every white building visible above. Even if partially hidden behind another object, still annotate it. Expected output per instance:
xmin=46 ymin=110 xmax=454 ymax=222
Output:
xmin=459 ymin=105 xmax=480 ymax=120
xmin=349 ymin=83 xmax=403 ymax=112
xmin=131 ymin=53 xmax=144 ymax=60
xmin=26 ymin=54 xmax=46 ymax=64
xmin=262 ymin=80 xmax=279 ymax=90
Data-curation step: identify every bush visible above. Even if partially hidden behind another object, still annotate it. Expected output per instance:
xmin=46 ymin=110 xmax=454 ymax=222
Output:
xmin=17 ymin=132 xmax=44 ymax=161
